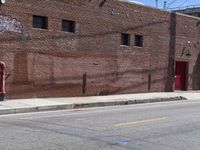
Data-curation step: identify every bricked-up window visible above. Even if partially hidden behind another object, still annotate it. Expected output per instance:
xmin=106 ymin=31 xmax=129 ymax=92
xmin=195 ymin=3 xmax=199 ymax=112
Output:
xmin=33 ymin=15 xmax=48 ymax=29
xmin=135 ymin=35 xmax=143 ymax=47
xmin=121 ymin=33 xmax=130 ymax=46
xmin=62 ymin=20 xmax=75 ymax=33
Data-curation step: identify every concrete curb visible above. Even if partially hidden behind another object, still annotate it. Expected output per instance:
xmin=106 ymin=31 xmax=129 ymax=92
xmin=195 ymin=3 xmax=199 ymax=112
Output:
xmin=0 ymin=96 xmax=187 ymax=115
xmin=72 ymin=96 xmax=187 ymax=108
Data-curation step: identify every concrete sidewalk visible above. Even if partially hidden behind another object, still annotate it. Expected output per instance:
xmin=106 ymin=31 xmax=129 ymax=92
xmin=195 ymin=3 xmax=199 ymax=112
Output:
xmin=0 ymin=91 xmax=199 ymax=115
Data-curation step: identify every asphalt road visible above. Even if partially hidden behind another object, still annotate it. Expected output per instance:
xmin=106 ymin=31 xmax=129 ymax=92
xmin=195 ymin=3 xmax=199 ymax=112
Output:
xmin=0 ymin=100 xmax=200 ymax=150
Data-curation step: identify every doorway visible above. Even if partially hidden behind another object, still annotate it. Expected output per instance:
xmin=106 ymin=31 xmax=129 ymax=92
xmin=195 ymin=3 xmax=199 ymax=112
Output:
xmin=175 ymin=61 xmax=188 ymax=90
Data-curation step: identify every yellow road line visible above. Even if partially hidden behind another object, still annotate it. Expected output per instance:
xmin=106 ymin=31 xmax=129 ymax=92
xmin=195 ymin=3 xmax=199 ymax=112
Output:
xmin=115 ymin=117 xmax=167 ymax=127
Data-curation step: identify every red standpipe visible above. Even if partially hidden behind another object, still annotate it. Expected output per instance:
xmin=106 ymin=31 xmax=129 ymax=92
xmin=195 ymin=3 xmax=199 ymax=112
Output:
xmin=0 ymin=61 xmax=5 ymax=101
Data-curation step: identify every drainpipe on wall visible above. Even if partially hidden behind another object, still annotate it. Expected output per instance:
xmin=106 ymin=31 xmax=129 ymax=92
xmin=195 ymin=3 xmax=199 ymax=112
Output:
xmin=0 ymin=61 xmax=5 ymax=101
xmin=82 ymin=73 xmax=87 ymax=95
xmin=165 ymin=12 xmax=177 ymax=92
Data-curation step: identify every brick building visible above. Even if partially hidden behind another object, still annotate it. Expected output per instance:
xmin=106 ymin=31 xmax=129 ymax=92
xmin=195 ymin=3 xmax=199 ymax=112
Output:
xmin=0 ymin=0 xmax=200 ymax=99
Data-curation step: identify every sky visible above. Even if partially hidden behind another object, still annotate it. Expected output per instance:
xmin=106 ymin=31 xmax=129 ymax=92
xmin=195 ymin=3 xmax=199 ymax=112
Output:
xmin=136 ymin=0 xmax=200 ymax=9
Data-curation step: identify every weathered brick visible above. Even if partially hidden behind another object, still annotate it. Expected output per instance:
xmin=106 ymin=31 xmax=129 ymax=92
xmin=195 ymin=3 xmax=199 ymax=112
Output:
xmin=0 ymin=0 xmax=199 ymax=99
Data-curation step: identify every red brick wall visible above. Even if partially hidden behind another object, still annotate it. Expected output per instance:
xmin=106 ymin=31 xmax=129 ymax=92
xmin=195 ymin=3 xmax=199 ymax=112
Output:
xmin=0 ymin=0 xmax=199 ymax=99
xmin=175 ymin=14 xmax=200 ymax=90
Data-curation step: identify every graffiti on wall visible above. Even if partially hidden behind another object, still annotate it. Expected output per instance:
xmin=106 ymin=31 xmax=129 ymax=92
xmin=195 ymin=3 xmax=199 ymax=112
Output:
xmin=0 ymin=15 xmax=23 ymax=33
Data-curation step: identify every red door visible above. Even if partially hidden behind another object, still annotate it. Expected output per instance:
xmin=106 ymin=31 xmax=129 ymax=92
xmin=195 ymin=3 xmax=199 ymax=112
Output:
xmin=175 ymin=61 xmax=187 ymax=90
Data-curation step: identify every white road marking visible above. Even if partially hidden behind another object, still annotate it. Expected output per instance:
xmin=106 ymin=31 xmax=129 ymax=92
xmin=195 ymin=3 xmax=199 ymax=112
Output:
xmin=76 ymin=118 xmax=87 ymax=121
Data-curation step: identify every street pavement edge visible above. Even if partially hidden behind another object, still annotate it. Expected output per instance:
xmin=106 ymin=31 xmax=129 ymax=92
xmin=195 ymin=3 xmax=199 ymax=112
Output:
xmin=0 ymin=96 xmax=187 ymax=115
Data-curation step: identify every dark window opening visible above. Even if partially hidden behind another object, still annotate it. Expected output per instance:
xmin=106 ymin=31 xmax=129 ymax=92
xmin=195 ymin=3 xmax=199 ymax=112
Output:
xmin=135 ymin=35 xmax=143 ymax=47
xmin=121 ymin=33 xmax=130 ymax=46
xmin=33 ymin=15 xmax=48 ymax=29
xmin=62 ymin=20 xmax=75 ymax=33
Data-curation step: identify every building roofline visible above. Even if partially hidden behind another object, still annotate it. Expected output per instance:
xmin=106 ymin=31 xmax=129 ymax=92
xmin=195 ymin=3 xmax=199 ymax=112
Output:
xmin=117 ymin=0 xmax=200 ymax=20
xmin=175 ymin=12 xmax=200 ymax=20
xmin=170 ymin=4 xmax=200 ymax=11
xmin=116 ymin=0 xmax=170 ymax=13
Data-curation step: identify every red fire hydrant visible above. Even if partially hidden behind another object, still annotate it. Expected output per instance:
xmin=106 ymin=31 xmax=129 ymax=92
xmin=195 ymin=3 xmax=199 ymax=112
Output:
xmin=0 ymin=61 xmax=5 ymax=101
